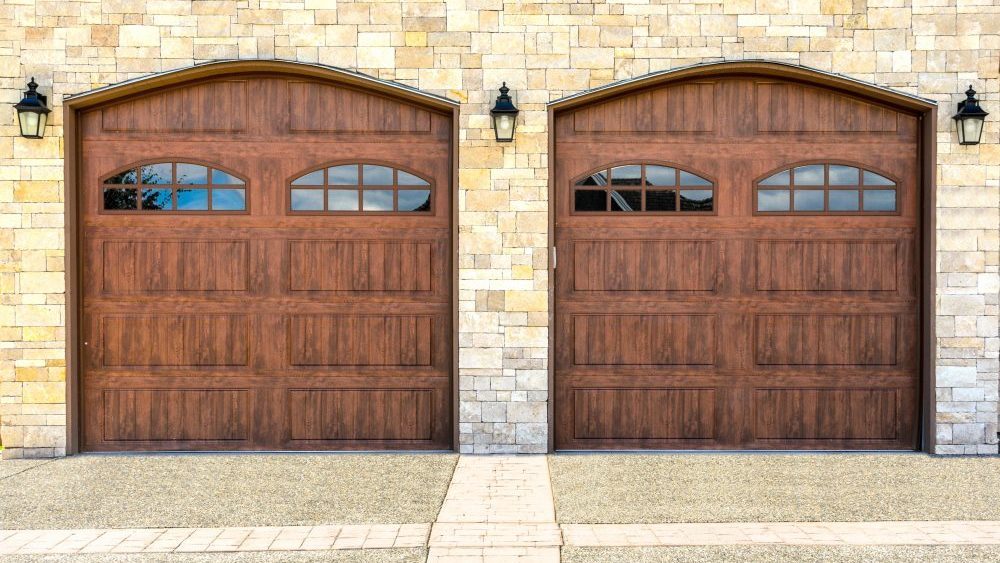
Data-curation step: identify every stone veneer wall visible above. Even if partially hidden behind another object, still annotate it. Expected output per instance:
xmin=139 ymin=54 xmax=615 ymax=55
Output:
xmin=0 ymin=0 xmax=996 ymax=458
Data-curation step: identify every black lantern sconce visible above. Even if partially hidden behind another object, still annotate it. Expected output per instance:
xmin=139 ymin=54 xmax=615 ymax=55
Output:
xmin=490 ymin=82 xmax=519 ymax=142
xmin=14 ymin=78 xmax=51 ymax=139
xmin=953 ymin=85 xmax=988 ymax=146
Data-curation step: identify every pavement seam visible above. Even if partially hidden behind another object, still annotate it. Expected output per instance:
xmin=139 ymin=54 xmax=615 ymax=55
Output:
xmin=0 ymin=458 xmax=57 ymax=482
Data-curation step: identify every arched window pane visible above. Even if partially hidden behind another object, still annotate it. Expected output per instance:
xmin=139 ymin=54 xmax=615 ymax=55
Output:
xmin=176 ymin=164 xmax=208 ymax=185
xmin=362 ymin=165 xmax=393 ymax=186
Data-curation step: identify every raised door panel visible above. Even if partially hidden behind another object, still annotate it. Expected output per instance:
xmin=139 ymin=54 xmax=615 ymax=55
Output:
xmin=289 ymin=240 xmax=434 ymax=293
xmin=100 ymin=315 xmax=250 ymax=367
xmin=288 ymin=81 xmax=432 ymax=133
xmin=756 ymin=82 xmax=899 ymax=133
xmin=101 ymin=81 xmax=248 ymax=133
xmin=756 ymin=240 xmax=897 ymax=292
xmin=288 ymin=314 xmax=434 ymax=367
xmin=572 ymin=314 xmax=717 ymax=366
xmin=101 ymin=389 xmax=250 ymax=442
xmin=102 ymin=240 xmax=249 ymax=293
xmin=572 ymin=83 xmax=715 ymax=133
xmin=572 ymin=388 xmax=716 ymax=440
xmin=572 ymin=240 xmax=717 ymax=292
xmin=754 ymin=314 xmax=897 ymax=366
xmin=753 ymin=388 xmax=898 ymax=441
xmin=287 ymin=389 xmax=433 ymax=441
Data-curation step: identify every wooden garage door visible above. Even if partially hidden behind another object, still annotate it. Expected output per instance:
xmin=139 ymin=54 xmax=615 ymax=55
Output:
xmin=554 ymin=75 xmax=922 ymax=450
xmin=78 ymin=71 xmax=453 ymax=451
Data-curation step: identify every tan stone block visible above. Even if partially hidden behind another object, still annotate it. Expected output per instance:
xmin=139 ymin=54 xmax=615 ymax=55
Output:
xmin=15 ymin=305 xmax=61 ymax=327
xmin=161 ymin=37 xmax=193 ymax=58
xmin=466 ymin=191 xmax=509 ymax=212
xmin=505 ymin=290 xmax=548 ymax=312
xmin=354 ymin=46 xmax=392 ymax=68
xmin=515 ymin=212 xmax=547 ymax=233
xmin=395 ymin=47 xmax=433 ymax=68
xmin=724 ymin=0 xmax=756 ymax=13
xmin=22 ymin=326 xmax=59 ymax=342
xmin=13 ymin=181 xmax=59 ymax=203
xmin=237 ymin=9 xmax=282 ymax=24
xmin=338 ymin=4 xmax=370 ymax=24
xmin=419 ymin=68 xmax=462 ymax=90
xmin=570 ymin=48 xmax=614 ymax=69
xmin=193 ymin=1 xmax=236 ymax=15
xmin=405 ymin=31 xmax=427 ymax=47
xmin=505 ymin=326 xmax=547 ymax=348
xmin=701 ymin=15 xmax=738 ymax=37
xmin=90 ymin=25 xmax=118 ymax=47
xmin=512 ymin=265 xmax=533 ymax=280
xmin=832 ymin=51 xmax=876 ymax=73
xmin=461 ymin=232 xmax=502 ymax=255
xmin=22 ymin=382 xmax=63 ymax=404
xmin=197 ymin=15 xmax=231 ymax=37
xmin=19 ymin=272 xmax=63 ymax=293
xmin=118 ymin=25 xmax=160 ymax=47
xmin=14 ymin=229 xmax=61 ymax=250
xmin=462 ymin=147 xmax=504 ymax=169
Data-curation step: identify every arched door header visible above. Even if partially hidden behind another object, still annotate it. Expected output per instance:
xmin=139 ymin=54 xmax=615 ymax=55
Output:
xmin=548 ymin=60 xmax=936 ymax=113
xmin=63 ymin=59 xmax=459 ymax=112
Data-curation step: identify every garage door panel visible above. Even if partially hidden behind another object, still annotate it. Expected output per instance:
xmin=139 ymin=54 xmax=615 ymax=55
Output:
xmin=287 ymin=389 xmax=435 ymax=441
xmin=754 ymin=314 xmax=898 ymax=367
xmin=753 ymin=388 xmax=900 ymax=441
xmin=99 ymin=314 xmax=250 ymax=368
xmin=288 ymin=314 xmax=435 ymax=367
xmin=80 ymin=73 xmax=453 ymax=452
xmin=101 ymin=388 xmax=250 ymax=442
xmin=755 ymin=240 xmax=898 ymax=292
xmin=289 ymin=239 xmax=436 ymax=293
xmin=571 ymin=314 xmax=717 ymax=367
xmin=572 ymin=388 xmax=717 ymax=440
xmin=571 ymin=239 xmax=718 ymax=292
xmin=101 ymin=240 xmax=250 ymax=293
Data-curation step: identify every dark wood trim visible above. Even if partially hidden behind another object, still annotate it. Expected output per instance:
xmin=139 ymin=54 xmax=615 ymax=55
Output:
xmin=920 ymin=107 xmax=937 ymax=453
xmin=451 ymin=106 xmax=460 ymax=452
xmin=547 ymin=107 xmax=556 ymax=453
xmin=64 ymin=100 xmax=80 ymax=455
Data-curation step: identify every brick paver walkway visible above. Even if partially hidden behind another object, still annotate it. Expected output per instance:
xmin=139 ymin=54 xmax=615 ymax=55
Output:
xmin=3 ymin=455 xmax=1000 ymax=560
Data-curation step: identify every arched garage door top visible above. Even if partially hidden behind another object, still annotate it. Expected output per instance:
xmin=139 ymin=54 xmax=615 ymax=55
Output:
xmin=64 ymin=59 xmax=459 ymax=111
xmin=548 ymin=60 xmax=936 ymax=113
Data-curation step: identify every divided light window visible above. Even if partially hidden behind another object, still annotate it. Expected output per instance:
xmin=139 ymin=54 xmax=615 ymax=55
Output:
xmin=289 ymin=164 xmax=432 ymax=213
xmin=756 ymin=164 xmax=897 ymax=214
xmin=103 ymin=162 xmax=246 ymax=212
xmin=573 ymin=164 xmax=714 ymax=213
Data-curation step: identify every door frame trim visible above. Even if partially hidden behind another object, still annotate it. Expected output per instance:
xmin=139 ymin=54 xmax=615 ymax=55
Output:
xmin=546 ymin=60 xmax=937 ymax=453
xmin=63 ymin=60 xmax=460 ymax=454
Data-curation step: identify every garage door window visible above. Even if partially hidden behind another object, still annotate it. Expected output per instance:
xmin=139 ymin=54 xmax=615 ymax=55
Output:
xmin=102 ymin=162 xmax=246 ymax=212
xmin=290 ymin=164 xmax=432 ymax=213
xmin=756 ymin=164 xmax=897 ymax=214
xmin=573 ymin=164 xmax=714 ymax=213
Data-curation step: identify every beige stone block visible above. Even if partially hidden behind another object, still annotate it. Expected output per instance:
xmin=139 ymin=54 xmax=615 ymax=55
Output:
xmin=338 ymin=4 xmax=370 ymax=24
xmin=570 ymin=47 xmax=614 ymax=69
xmin=460 ymin=232 xmax=502 ymax=255
xmin=13 ymin=181 xmax=59 ymax=203
xmin=466 ymin=191 xmax=509 ymax=212
xmin=161 ymin=37 xmax=193 ymax=58
xmin=119 ymin=25 xmax=160 ymax=47
xmin=459 ymin=347 xmax=502 ymax=369
xmin=21 ymin=382 xmax=63 ymax=404
xmin=15 ymin=305 xmax=61 ymax=327
xmin=196 ymin=15 xmax=230 ymax=37
xmin=832 ymin=51 xmax=876 ymax=73
xmin=419 ymin=68 xmax=462 ymax=90
xmin=515 ymin=212 xmax=547 ymax=233
xmin=405 ymin=31 xmax=427 ymax=47
xmin=395 ymin=47 xmax=433 ymax=68
xmin=14 ymin=229 xmax=62 ymax=250
xmin=20 ymin=272 xmax=64 ymax=293
xmin=22 ymin=326 xmax=59 ymax=342
xmin=357 ymin=47 xmax=394 ymax=68
xmin=505 ymin=326 xmax=547 ymax=348
xmin=867 ymin=8 xmax=910 ymax=29
xmin=724 ymin=0 xmax=756 ymax=13
xmin=15 ymin=367 xmax=49 ymax=382
xmin=505 ymin=290 xmax=547 ymax=312
xmin=701 ymin=16 xmax=738 ymax=37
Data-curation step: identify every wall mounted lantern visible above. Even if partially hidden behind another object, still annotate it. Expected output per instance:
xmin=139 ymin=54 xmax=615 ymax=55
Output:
xmin=14 ymin=78 xmax=51 ymax=139
xmin=953 ymin=85 xmax=988 ymax=146
xmin=490 ymin=82 xmax=519 ymax=142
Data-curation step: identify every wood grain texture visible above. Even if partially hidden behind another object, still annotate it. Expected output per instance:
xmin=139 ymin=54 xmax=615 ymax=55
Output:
xmin=288 ymin=81 xmax=431 ymax=133
xmin=573 ymin=388 xmax=715 ymax=440
xmin=79 ymin=72 xmax=453 ymax=451
xmin=573 ymin=83 xmax=715 ymax=132
xmin=289 ymin=240 xmax=433 ymax=292
xmin=756 ymin=240 xmax=897 ymax=291
xmin=102 ymin=81 xmax=248 ymax=133
xmin=102 ymin=240 xmax=249 ymax=293
xmin=573 ymin=240 xmax=717 ymax=291
xmin=573 ymin=314 xmax=716 ymax=366
xmin=102 ymin=389 xmax=249 ymax=442
xmin=554 ymin=74 xmax=921 ymax=450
